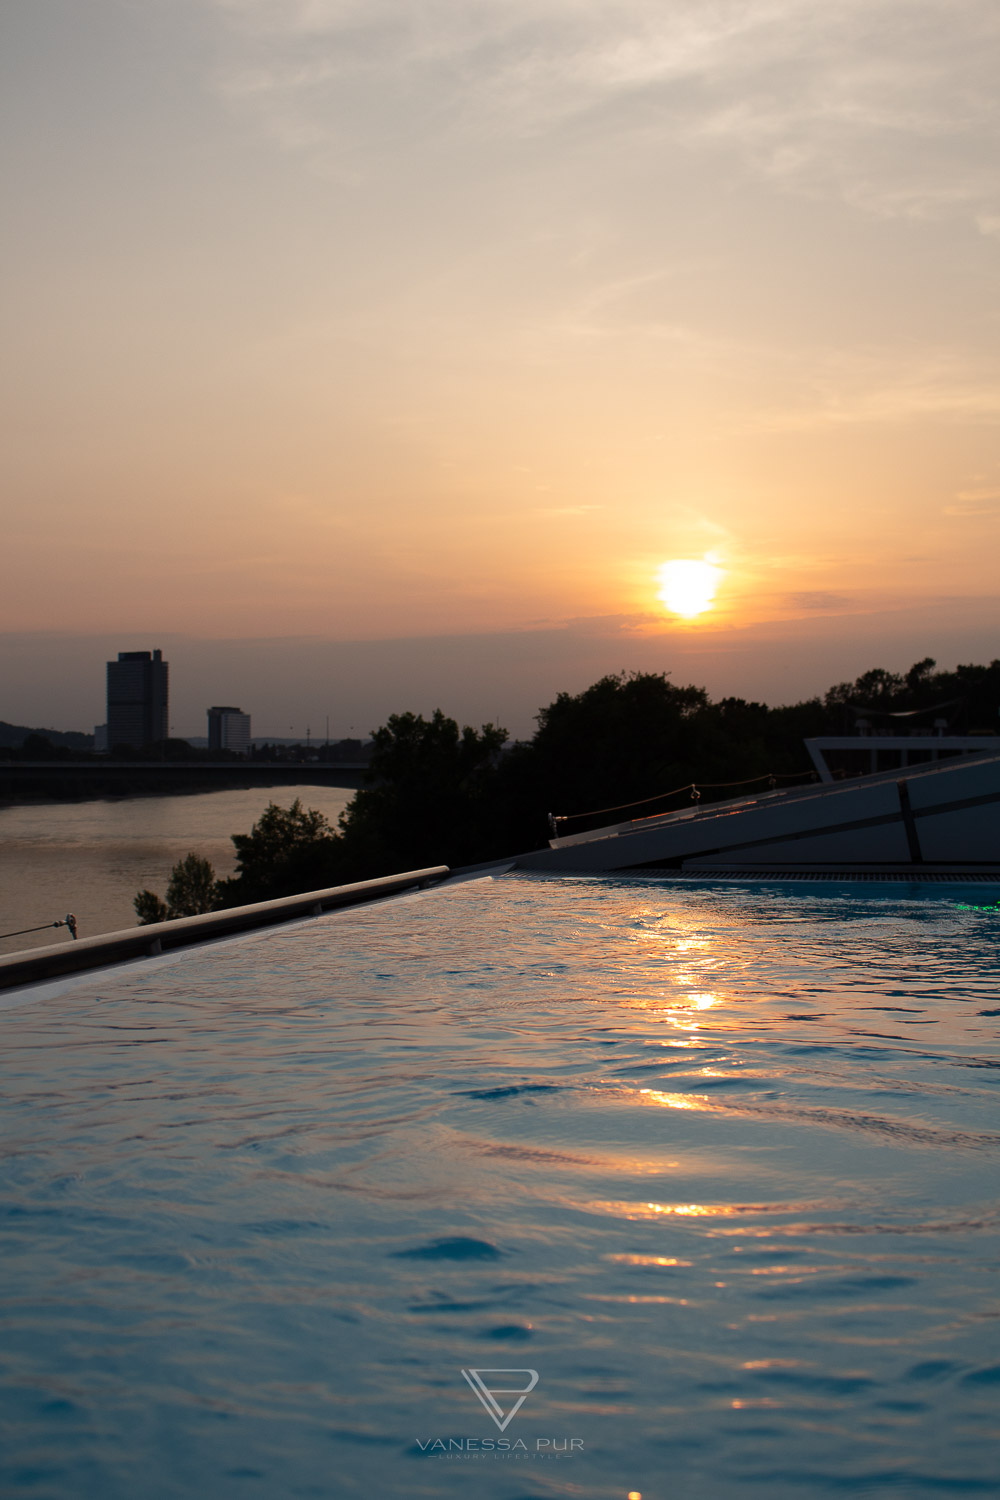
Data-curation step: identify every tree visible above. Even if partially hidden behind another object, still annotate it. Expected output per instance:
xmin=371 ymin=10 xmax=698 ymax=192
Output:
xmin=337 ymin=711 xmax=509 ymax=876
xmin=219 ymin=799 xmax=342 ymax=903
xmin=134 ymin=889 xmax=169 ymax=925
xmin=520 ymin=672 xmax=709 ymax=827
xmin=134 ymin=853 xmax=221 ymax=924
xmin=824 ymin=667 xmax=906 ymax=711
xmin=951 ymin=659 xmax=1000 ymax=730
xmin=21 ymin=733 xmax=56 ymax=759
xmin=905 ymin=656 xmax=937 ymax=694
xmin=165 ymin=853 xmax=221 ymax=916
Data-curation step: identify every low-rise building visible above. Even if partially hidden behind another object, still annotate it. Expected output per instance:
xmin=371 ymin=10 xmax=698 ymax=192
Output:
xmin=207 ymin=706 xmax=251 ymax=755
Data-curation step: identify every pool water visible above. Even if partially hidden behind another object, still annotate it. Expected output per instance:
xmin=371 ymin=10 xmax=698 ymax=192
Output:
xmin=2 ymin=873 xmax=1000 ymax=1499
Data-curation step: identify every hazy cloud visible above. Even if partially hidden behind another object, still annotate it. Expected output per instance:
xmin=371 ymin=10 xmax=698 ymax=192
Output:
xmin=943 ymin=489 xmax=1000 ymax=516
xmin=743 ymin=350 xmax=1000 ymax=431
xmin=785 ymin=591 xmax=854 ymax=611
xmin=212 ymin=0 xmax=1000 ymax=226
xmin=533 ymin=504 xmax=603 ymax=518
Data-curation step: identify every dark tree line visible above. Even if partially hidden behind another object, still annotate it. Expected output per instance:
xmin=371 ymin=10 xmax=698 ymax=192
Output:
xmin=0 ymin=729 xmax=96 ymax=760
xmin=135 ymin=656 xmax=1000 ymax=919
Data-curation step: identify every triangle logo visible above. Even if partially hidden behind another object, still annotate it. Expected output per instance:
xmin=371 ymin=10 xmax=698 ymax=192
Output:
xmin=461 ymin=1368 xmax=539 ymax=1431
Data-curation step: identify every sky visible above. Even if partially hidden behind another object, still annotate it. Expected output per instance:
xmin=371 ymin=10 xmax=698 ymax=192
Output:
xmin=2 ymin=0 xmax=998 ymax=738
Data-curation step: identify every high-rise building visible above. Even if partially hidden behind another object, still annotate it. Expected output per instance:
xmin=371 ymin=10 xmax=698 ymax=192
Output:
xmin=106 ymin=650 xmax=169 ymax=751
xmin=207 ymin=706 xmax=251 ymax=755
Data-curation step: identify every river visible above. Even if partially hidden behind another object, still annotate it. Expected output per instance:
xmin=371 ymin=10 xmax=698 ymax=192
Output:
xmin=0 ymin=785 xmax=355 ymax=956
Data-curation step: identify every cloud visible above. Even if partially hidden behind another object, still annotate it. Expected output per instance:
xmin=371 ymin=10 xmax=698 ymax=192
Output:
xmin=943 ymin=489 xmax=1000 ymax=517
xmin=740 ymin=349 xmax=1000 ymax=432
xmin=211 ymin=0 xmax=1000 ymax=227
xmin=785 ymin=591 xmax=853 ymax=611
xmin=532 ymin=504 xmax=603 ymax=517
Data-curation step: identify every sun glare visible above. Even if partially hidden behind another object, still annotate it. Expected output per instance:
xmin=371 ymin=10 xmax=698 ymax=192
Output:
xmin=657 ymin=559 xmax=722 ymax=618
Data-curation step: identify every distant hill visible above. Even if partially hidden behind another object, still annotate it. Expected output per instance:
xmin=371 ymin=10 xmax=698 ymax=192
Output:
xmin=0 ymin=721 xmax=94 ymax=751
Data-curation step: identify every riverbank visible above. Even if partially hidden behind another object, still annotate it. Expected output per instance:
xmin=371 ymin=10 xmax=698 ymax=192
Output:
xmin=0 ymin=762 xmax=365 ymax=806
xmin=0 ymin=784 xmax=356 ymax=954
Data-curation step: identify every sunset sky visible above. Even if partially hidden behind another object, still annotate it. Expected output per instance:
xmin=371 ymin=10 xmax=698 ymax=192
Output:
xmin=3 ymin=0 xmax=999 ymax=737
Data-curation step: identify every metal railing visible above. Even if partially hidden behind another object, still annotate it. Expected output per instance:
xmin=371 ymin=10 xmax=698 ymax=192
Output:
xmin=548 ymin=770 xmax=818 ymax=838
xmin=0 ymin=914 xmax=77 ymax=943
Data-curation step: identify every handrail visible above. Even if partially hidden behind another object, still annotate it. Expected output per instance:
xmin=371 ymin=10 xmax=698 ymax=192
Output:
xmin=0 ymin=867 xmax=449 ymax=992
xmin=550 ymin=770 xmax=817 ymax=831
xmin=0 ymin=915 xmax=77 ymax=942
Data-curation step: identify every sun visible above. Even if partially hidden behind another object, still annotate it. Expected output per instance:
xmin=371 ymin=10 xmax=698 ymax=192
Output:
xmin=657 ymin=558 xmax=722 ymax=618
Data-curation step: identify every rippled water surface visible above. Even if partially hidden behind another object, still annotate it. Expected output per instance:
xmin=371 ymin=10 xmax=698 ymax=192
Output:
xmin=2 ymin=873 xmax=1000 ymax=1499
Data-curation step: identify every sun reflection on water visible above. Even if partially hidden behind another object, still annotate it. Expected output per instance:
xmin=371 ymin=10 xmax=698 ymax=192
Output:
xmin=638 ymin=1089 xmax=710 ymax=1111
xmin=594 ymin=1200 xmax=740 ymax=1220
xmin=606 ymin=1254 xmax=694 ymax=1267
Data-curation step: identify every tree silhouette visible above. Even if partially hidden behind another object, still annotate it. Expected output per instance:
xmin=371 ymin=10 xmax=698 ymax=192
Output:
xmin=134 ymin=853 xmax=221 ymax=923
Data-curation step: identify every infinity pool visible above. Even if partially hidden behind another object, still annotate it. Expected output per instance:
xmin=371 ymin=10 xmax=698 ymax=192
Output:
xmin=2 ymin=873 xmax=999 ymax=1499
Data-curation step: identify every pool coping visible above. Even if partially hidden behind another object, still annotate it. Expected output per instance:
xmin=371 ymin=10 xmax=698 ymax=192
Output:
xmin=0 ymin=866 xmax=449 ymax=991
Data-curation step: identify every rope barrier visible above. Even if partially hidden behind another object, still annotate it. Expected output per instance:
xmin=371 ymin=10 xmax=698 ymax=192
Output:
xmin=0 ymin=915 xmax=78 ymax=942
xmin=549 ymin=769 xmax=818 ymax=833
